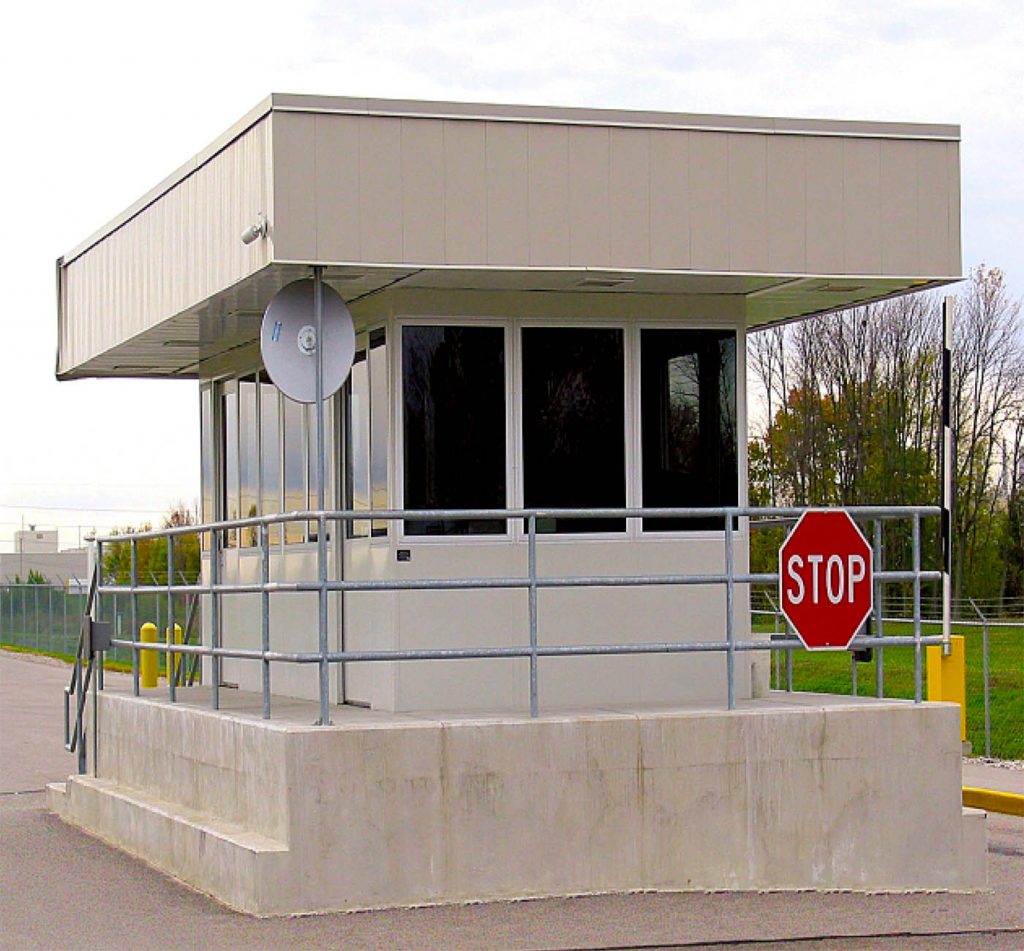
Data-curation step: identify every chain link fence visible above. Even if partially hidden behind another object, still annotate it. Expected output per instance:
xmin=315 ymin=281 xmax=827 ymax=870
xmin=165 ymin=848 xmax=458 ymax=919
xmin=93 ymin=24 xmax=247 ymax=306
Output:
xmin=0 ymin=583 xmax=199 ymax=672
xmin=751 ymin=589 xmax=1023 ymax=760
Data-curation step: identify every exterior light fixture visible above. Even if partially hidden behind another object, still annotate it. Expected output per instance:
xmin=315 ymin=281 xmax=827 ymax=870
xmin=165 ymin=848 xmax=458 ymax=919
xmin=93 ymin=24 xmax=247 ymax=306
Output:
xmin=241 ymin=213 xmax=268 ymax=245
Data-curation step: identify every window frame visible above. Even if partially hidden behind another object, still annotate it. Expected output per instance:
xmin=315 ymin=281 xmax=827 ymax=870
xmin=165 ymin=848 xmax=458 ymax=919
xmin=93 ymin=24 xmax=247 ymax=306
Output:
xmin=633 ymin=321 xmax=743 ymax=540
xmin=514 ymin=318 xmax=632 ymax=541
xmin=394 ymin=316 xmax=514 ymax=545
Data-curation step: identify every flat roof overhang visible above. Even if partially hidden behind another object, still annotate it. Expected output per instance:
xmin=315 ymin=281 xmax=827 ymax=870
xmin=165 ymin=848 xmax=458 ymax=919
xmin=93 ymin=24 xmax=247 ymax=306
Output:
xmin=56 ymin=94 xmax=962 ymax=380
xmin=63 ymin=264 xmax=952 ymax=380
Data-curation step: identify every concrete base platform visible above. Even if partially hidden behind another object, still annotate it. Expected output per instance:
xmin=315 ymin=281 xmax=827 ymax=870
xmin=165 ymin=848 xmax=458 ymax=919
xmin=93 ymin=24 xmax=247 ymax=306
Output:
xmin=50 ymin=687 xmax=987 ymax=915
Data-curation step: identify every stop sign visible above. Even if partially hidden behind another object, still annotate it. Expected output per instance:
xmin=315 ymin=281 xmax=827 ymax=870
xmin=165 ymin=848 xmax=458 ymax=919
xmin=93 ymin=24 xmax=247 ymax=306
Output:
xmin=779 ymin=510 xmax=873 ymax=650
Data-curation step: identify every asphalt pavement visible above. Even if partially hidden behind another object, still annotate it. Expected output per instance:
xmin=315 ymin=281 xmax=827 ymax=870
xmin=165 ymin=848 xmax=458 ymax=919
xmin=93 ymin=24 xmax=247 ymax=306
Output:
xmin=2 ymin=649 xmax=1022 ymax=951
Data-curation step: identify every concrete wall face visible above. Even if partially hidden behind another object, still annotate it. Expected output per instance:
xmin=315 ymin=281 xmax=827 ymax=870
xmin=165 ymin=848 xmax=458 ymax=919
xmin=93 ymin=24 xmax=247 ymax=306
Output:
xmin=52 ymin=692 xmax=986 ymax=914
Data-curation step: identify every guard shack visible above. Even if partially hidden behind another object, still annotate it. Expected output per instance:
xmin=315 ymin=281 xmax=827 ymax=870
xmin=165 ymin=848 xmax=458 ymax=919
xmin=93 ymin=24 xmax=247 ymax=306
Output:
xmin=51 ymin=96 xmax=985 ymax=913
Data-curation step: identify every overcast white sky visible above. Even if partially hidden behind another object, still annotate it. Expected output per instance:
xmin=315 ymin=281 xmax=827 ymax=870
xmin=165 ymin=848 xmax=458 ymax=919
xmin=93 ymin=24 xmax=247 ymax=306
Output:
xmin=0 ymin=0 xmax=1021 ymax=552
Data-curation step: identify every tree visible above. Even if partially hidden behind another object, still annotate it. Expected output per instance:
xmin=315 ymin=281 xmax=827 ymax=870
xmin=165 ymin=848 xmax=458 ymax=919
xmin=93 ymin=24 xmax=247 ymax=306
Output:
xmin=749 ymin=267 xmax=1024 ymax=609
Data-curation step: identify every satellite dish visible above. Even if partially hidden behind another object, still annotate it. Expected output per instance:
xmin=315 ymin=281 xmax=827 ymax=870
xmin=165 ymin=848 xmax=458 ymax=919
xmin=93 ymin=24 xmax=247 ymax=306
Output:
xmin=260 ymin=279 xmax=356 ymax=403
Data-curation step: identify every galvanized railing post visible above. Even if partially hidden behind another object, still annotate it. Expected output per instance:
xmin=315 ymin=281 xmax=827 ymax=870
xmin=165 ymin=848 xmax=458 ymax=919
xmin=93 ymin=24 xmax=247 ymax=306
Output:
xmin=95 ymin=540 xmax=104 ymax=691
xmin=210 ymin=528 xmax=221 ymax=711
xmin=725 ymin=511 xmax=735 ymax=710
xmin=970 ymin=598 xmax=991 ymax=757
xmin=851 ymin=653 xmax=858 ymax=697
xmin=260 ymin=522 xmax=271 ymax=719
xmin=912 ymin=512 xmax=922 ymax=702
xmin=131 ymin=539 xmax=139 ymax=696
xmin=528 ymin=514 xmax=539 ymax=718
xmin=167 ymin=535 xmax=176 ymax=702
xmin=873 ymin=520 xmax=884 ymax=698
xmin=317 ymin=513 xmax=330 ymax=726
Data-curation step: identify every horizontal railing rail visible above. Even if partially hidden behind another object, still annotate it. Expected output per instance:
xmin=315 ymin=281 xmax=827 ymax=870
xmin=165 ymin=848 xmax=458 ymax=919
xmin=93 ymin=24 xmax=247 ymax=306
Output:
xmin=83 ymin=504 xmax=943 ymax=729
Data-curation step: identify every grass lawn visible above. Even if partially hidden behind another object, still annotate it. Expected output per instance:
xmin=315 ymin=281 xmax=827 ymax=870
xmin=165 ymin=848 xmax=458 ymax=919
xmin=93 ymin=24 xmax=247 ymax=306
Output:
xmin=755 ymin=619 xmax=1023 ymax=760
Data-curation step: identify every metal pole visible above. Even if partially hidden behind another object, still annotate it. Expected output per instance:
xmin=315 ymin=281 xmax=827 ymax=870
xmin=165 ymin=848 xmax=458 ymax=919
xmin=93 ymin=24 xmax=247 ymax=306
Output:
xmin=96 ymin=541 xmax=104 ymax=692
xmin=873 ymin=520 xmax=884 ymax=698
xmin=210 ymin=529 xmax=221 ymax=711
xmin=261 ymin=522 xmax=271 ymax=719
xmin=131 ymin=539 xmax=139 ymax=696
xmin=913 ymin=512 xmax=922 ymax=702
xmin=528 ymin=514 xmax=539 ymax=718
xmin=941 ymin=295 xmax=954 ymax=656
xmin=47 ymin=585 xmax=53 ymax=654
xmin=771 ymin=595 xmax=780 ymax=690
xmin=167 ymin=535 xmax=176 ymax=702
xmin=314 ymin=265 xmax=330 ymax=726
xmin=725 ymin=512 xmax=735 ymax=710
xmin=851 ymin=653 xmax=858 ymax=697
xmin=62 ymin=581 xmax=68 ymax=655
xmin=970 ymin=598 xmax=991 ymax=757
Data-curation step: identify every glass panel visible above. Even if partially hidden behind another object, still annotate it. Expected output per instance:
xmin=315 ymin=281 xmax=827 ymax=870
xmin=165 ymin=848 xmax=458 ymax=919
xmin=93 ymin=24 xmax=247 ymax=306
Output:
xmin=369 ymin=330 xmax=388 ymax=537
xmin=259 ymin=375 xmax=281 ymax=544
xmin=239 ymin=378 xmax=258 ymax=547
xmin=402 ymin=326 xmax=506 ymax=536
xmin=222 ymin=381 xmax=238 ymax=548
xmin=521 ymin=327 xmax=625 ymax=533
xmin=640 ymin=329 xmax=737 ymax=531
xmin=200 ymin=386 xmax=214 ymax=550
xmin=306 ymin=400 xmax=333 ymax=541
xmin=347 ymin=352 xmax=370 ymax=538
xmin=282 ymin=395 xmax=305 ymax=544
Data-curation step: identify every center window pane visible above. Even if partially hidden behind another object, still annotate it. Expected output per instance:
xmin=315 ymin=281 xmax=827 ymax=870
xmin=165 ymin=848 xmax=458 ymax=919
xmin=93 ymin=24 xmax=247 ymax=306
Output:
xmin=521 ymin=327 xmax=625 ymax=533
xmin=402 ymin=325 xmax=506 ymax=535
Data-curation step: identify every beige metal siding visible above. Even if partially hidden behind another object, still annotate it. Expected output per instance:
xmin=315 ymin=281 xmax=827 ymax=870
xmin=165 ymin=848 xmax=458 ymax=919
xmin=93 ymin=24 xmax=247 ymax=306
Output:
xmin=59 ymin=119 xmax=271 ymax=375
xmin=272 ymin=110 xmax=960 ymax=279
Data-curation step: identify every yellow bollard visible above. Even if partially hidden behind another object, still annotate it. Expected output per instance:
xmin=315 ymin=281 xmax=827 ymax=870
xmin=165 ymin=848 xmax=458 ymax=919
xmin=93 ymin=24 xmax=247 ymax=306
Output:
xmin=165 ymin=624 xmax=183 ymax=684
xmin=140 ymin=623 xmax=158 ymax=688
xmin=926 ymin=634 xmax=966 ymax=742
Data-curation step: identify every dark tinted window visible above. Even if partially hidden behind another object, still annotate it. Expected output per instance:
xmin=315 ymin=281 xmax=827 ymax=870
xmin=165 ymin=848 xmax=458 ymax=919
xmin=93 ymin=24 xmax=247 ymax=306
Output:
xmin=403 ymin=325 xmax=506 ymax=535
xmin=640 ymin=329 xmax=737 ymax=531
xmin=521 ymin=327 xmax=625 ymax=533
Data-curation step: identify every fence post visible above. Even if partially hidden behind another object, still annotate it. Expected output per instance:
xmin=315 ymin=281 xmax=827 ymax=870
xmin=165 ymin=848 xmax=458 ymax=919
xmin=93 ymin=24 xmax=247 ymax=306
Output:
xmin=969 ymin=598 xmax=991 ymax=758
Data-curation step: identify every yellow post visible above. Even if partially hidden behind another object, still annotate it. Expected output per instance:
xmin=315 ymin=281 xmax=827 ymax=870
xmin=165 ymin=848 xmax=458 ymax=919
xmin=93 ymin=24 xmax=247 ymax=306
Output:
xmin=140 ymin=623 xmax=158 ymax=688
xmin=926 ymin=633 xmax=966 ymax=742
xmin=165 ymin=624 xmax=183 ymax=684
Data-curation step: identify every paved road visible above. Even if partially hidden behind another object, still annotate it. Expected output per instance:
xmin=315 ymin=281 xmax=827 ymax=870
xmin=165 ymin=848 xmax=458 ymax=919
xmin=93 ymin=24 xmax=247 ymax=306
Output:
xmin=2 ymin=649 xmax=1022 ymax=950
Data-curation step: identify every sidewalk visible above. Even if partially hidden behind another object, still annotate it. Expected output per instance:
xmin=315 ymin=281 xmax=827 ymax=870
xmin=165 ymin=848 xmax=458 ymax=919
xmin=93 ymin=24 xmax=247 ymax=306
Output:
xmin=2 ymin=648 xmax=1022 ymax=950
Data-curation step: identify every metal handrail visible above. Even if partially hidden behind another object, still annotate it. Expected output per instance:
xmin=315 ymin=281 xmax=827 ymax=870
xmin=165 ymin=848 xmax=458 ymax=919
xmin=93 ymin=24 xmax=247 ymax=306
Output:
xmin=87 ymin=504 xmax=944 ymax=726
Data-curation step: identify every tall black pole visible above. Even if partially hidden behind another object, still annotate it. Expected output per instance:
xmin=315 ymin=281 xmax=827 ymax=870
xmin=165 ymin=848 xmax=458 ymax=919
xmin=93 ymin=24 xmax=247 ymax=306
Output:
xmin=941 ymin=296 xmax=953 ymax=652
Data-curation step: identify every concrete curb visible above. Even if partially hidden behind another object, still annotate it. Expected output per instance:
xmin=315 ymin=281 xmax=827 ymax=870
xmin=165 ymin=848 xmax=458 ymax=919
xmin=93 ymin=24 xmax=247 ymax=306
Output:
xmin=963 ymin=786 xmax=1024 ymax=817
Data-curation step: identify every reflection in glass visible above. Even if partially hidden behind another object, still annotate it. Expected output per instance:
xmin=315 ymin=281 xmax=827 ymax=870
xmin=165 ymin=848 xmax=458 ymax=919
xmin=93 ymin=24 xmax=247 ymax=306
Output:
xmin=259 ymin=376 xmax=281 ymax=544
xmin=282 ymin=395 xmax=305 ymax=544
xmin=347 ymin=352 xmax=370 ymax=538
xmin=306 ymin=401 xmax=333 ymax=541
xmin=369 ymin=331 xmax=388 ymax=536
xmin=200 ymin=386 xmax=214 ymax=551
xmin=239 ymin=378 xmax=258 ymax=547
xmin=640 ymin=329 xmax=737 ymax=531
xmin=222 ymin=382 xmax=238 ymax=548
xmin=402 ymin=326 xmax=506 ymax=535
xmin=521 ymin=327 xmax=625 ymax=533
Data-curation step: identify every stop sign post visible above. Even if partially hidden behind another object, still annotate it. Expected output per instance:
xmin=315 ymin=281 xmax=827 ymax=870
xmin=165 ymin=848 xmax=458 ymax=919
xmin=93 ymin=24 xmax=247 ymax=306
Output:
xmin=779 ymin=510 xmax=873 ymax=651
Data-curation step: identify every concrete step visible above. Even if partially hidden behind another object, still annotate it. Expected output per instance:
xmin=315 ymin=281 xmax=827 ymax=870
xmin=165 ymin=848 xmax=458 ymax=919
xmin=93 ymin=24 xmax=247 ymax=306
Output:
xmin=52 ymin=773 xmax=288 ymax=913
